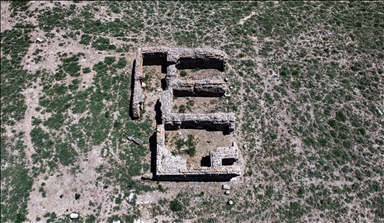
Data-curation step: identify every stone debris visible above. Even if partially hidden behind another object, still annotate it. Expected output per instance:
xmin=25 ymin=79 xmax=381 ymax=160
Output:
xmin=228 ymin=200 xmax=234 ymax=205
xmin=225 ymin=190 xmax=231 ymax=195
xmin=126 ymin=136 xmax=144 ymax=146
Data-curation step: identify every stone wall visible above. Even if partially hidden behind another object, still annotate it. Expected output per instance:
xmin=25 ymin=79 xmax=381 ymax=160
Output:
xmin=131 ymin=47 xmax=228 ymax=118
xmin=155 ymin=125 xmax=240 ymax=178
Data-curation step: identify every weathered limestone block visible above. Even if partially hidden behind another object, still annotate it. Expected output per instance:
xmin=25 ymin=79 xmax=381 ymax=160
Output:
xmin=159 ymin=89 xmax=173 ymax=116
xmin=126 ymin=136 xmax=144 ymax=146
xmin=165 ymin=65 xmax=178 ymax=89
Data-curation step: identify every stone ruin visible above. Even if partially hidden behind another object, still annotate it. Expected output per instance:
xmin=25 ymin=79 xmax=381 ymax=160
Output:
xmin=153 ymin=124 xmax=241 ymax=181
xmin=131 ymin=47 xmax=241 ymax=181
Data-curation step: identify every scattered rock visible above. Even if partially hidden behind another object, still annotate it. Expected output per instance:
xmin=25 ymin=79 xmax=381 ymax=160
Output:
xmin=112 ymin=220 xmax=121 ymax=223
xmin=224 ymin=77 xmax=229 ymax=82
xmin=126 ymin=136 xmax=144 ymax=146
xmin=70 ymin=213 xmax=79 ymax=219
xmin=102 ymin=148 xmax=108 ymax=157
xmin=126 ymin=193 xmax=135 ymax=202
xmin=141 ymin=172 xmax=153 ymax=180
xmin=243 ymin=144 xmax=247 ymax=149
xmin=225 ymin=190 xmax=230 ymax=195
xmin=228 ymin=200 xmax=233 ymax=205
xmin=222 ymin=184 xmax=230 ymax=190
xmin=375 ymin=106 xmax=383 ymax=116
xmin=36 ymin=37 xmax=44 ymax=43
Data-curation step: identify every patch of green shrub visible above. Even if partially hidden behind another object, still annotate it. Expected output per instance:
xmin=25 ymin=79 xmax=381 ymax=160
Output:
xmin=104 ymin=56 xmax=116 ymax=65
xmin=80 ymin=34 xmax=92 ymax=45
xmin=336 ymin=111 xmax=347 ymax=122
xmin=92 ymin=37 xmax=116 ymax=51
xmin=116 ymin=57 xmax=127 ymax=69
xmin=82 ymin=67 xmax=91 ymax=73
xmin=170 ymin=199 xmax=183 ymax=212
xmin=56 ymin=142 xmax=78 ymax=166
xmin=180 ymin=70 xmax=188 ymax=77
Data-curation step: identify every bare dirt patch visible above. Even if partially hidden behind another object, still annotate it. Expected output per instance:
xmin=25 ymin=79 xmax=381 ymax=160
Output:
xmin=165 ymin=129 xmax=235 ymax=168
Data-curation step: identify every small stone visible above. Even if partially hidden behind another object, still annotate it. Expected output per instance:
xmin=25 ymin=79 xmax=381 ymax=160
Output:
xmin=228 ymin=200 xmax=233 ymax=205
xmin=127 ymin=193 xmax=135 ymax=202
xmin=222 ymin=184 xmax=230 ymax=190
xmin=225 ymin=190 xmax=230 ymax=195
xmin=112 ymin=220 xmax=121 ymax=223
xmin=224 ymin=77 xmax=229 ymax=82
xmin=141 ymin=82 xmax=146 ymax=88
xmin=243 ymin=144 xmax=247 ymax=149
xmin=70 ymin=213 xmax=79 ymax=219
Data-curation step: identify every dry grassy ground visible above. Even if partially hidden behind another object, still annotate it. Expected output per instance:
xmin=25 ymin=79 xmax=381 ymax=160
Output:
xmin=1 ymin=1 xmax=383 ymax=223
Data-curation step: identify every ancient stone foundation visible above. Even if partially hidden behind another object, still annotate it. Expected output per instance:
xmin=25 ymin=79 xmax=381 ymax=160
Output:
xmin=131 ymin=47 xmax=241 ymax=181
xmin=154 ymin=125 xmax=240 ymax=180
xmin=132 ymin=47 xmax=228 ymax=120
